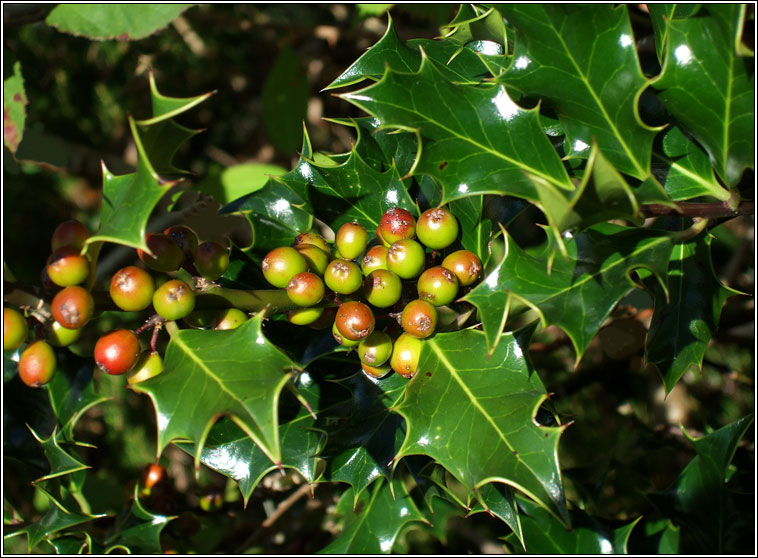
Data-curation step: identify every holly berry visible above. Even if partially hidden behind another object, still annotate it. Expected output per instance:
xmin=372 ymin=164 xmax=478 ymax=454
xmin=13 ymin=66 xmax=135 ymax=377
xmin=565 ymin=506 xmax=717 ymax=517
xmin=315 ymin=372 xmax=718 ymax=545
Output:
xmin=47 ymin=320 xmax=82 ymax=347
xmin=18 ymin=340 xmax=57 ymax=387
xmin=293 ymin=232 xmax=330 ymax=254
xmin=363 ymin=269 xmax=402 ymax=308
xmin=400 ymin=299 xmax=438 ymax=338
xmin=51 ymin=219 xmax=89 ymax=251
xmin=164 ymin=225 xmax=199 ymax=262
xmin=127 ymin=351 xmax=164 ymax=385
xmin=138 ymin=233 xmax=184 ymax=273
xmin=390 ymin=333 xmax=422 ymax=378
xmin=51 ymin=286 xmax=95 ymax=330
xmin=357 ymin=331 xmax=393 ymax=367
xmin=152 ymin=280 xmax=196 ymax=321
xmin=417 ymin=266 xmax=459 ymax=307
xmin=361 ymin=245 xmax=389 ymax=276
xmin=213 ymin=308 xmax=248 ymax=330
xmin=378 ymin=207 xmax=416 ymax=245
xmin=262 ymin=246 xmax=308 ymax=288
xmin=110 ymin=266 xmax=155 ymax=312
xmin=332 ymin=321 xmax=360 ymax=347
xmin=195 ymin=241 xmax=230 ymax=281
xmin=336 ymin=222 xmax=368 ymax=260
xmin=335 ymin=301 xmax=375 ymax=341
xmin=387 ymin=239 xmax=426 ymax=279
xmin=94 ymin=329 xmax=141 ymax=375
xmin=287 ymin=272 xmax=325 ymax=307
xmin=416 ymin=207 xmax=459 ymax=249
xmin=287 ymin=306 xmax=325 ymax=326
xmin=294 ymin=243 xmax=329 ymax=276
xmin=4 ymin=307 xmax=28 ymax=351
xmin=324 ymin=259 xmax=363 ymax=295
xmin=46 ymin=246 xmax=89 ymax=287
xmin=140 ymin=463 xmax=168 ymax=494
xmin=361 ymin=361 xmax=391 ymax=378
xmin=441 ymin=250 xmax=482 ymax=287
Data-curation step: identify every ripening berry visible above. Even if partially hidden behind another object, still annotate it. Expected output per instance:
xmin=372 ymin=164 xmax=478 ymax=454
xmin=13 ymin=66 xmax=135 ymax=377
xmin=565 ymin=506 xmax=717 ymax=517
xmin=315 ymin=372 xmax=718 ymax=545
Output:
xmin=152 ymin=280 xmax=195 ymax=321
xmin=336 ymin=222 xmax=368 ymax=261
xmin=335 ymin=301 xmax=375 ymax=341
xmin=127 ymin=351 xmax=164 ymax=385
xmin=213 ymin=308 xmax=248 ymax=330
xmin=110 ymin=266 xmax=155 ymax=312
xmin=387 ymin=239 xmax=426 ymax=279
xmin=164 ymin=225 xmax=199 ymax=262
xmin=401 ymin=299 xmax=438 ymax=338
xmin=417 ymin=266 xmax=459 ymax=307
xmin=4 ymin=308 xmax=28 ymax=351
xmin=293 ymin=232 xmax=330 ymax=254
xmin=416 ymin=207 xmax=459 ymax=250
xmin=47 ymin=320 xmax=83 ymax=347
xmin=94 ymin=329 xmax=141 ymax=375
xmin=361 ymin=361 xmax=391 ymax=378
xmin=324 ymin=259 xmax=363 ymax=295
xmin=357 ymin=331 xmax=393 ymax=367
xmin=138 ymin=233 xmax=185 ymax=273
xmin=361 ymin=245 xmax=389 ymax=276
xmin=378 ymin=207 xmax=416 ymax=245
xmin=262 ymin=247 xmax=308 ymax=288
xmin=47 ymin=247 xmax=89 ymax=287
xmin=287 ymin=272 xmax=325 ymax=307
xmin=441 ymin=250 xmax=482 ymax=287
xmin=332 ymin=321 xmax=360 ymax=347
xmin=51 ymin=286 xmax=95 ymax=330
xmin=51 ymin=220 xmax=89 ymax=251
xmin=18 ymin=340 xmax=57 ymax=387
xmin=287 ymin=306 xmax=325 ymax=326
xmin=294 ymin=243 xmax=329 ymax=276
xmin=195 ymin=241 xmax=230 ymax=281
xmin=390 ymin=334 xmax=422 ymax=378
xmin=363 ymin=269 xmax=402 ymax=308
xmin=140 ymin=463 xmax=168 ymax=493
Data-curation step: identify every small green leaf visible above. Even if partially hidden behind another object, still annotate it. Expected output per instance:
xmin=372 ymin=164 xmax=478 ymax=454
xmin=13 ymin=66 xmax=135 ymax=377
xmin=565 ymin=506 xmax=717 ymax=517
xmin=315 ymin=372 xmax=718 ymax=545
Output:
xmin=216 ymin=163 xmax=287 ymax=205
xmin=27 ymin=426 xmax=90 ymax=483
xmin=262 ymin=45 xmax=309 ymax=154
xmin=469 ymin=482 xmax=524 ymax=548
xmin=356 ymin=4 xmax=393 ymax=19
xmin=648 ymin=4 xmax=702 ymax=64
xmin=3 ymin=61 xmax=27 ymax=154
xmin=105 ymin=486 xmax=176 ymax=554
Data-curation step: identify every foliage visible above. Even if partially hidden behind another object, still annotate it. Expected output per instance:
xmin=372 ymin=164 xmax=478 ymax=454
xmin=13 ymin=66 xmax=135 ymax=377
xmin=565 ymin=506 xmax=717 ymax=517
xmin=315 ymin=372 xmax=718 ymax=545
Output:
xmin=3 ymin=4 xmax=754 ymax=555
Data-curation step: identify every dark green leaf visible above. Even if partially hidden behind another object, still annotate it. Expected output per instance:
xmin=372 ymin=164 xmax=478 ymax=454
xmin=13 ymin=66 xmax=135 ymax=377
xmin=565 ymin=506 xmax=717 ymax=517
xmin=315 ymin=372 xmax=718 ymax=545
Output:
xmin=449 ymin=196 xmax=492 ymax=266
xmin=106 ymin=487 xmax=176 ymax=554
xmin=648 ymin=4 xmax=702 ymax=64
xmin=27 ymin=426 xmax=89 ymax=483
xmin=45 ymin=4 xmax=192 ymax=40
xmin=262 ymin=45 xmax=309 ymax=154
xmin=469 ymin=482 xmax=523 ymax=547
xmin=3 ymin=61 xmax=27 ymax=154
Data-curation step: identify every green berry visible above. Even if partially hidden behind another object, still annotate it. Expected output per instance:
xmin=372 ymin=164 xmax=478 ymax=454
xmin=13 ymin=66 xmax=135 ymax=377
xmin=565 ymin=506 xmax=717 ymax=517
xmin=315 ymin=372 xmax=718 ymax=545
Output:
xmin=152 ymin=280 xmax=196 ymax=321
xmin=324 ymin=259 xmax=363 ymax=295
xmin=336 ymin=222 xmax=368 ymax=261
xmin=378 ymin=207 xmax=416 ymax=245
xmin=94 ymin=329 xmax=141 ymax=375
xmin=417 ymin=266 xmax=459 ymax=307
xmin=332 ymin=321 xmax=360 ymax=347
xmin=401 ymin=299 xmax=438 ymax=338
xmin=127 ymin=351 xmax=164 ymax=385
xmin=195 ymin=241 xmax=230 ymax=281
xmin=47 ymin=320 xmax=83 ymax=347
xmin=416 ymin=207 xmax=459 ymax=249
xmin=390 ymin=333 xmax=422 ymax=378
xmin=357 ymin=331 xmax=393 ymax=367
xmin=51 ymin=286 xmax=95 ymax=330
xmin=286 ymin=272 xmax=325 ymax=307
xmin=164 ymin=225 xmax=199 ymax=262
xmin=110 ymin=266 xmax=155 ymax=312
xmin=363 ymin=270 xmax=402 ymax=308
xmin=361 ymin=245 xmax=389 ymax=276
xmin=441 ymin=250 xmax=482 ymax=287
xmin=287 ymin=306 xmax=325 ymax=326
xmin=387 ymin=239 xmax=426 ymax=279
xmin=293 ymin=232 xmax=330 ymax=254
xmin=213 ymin=308 xmax=248 ymax=330
xmin=262 ymin=247 xmax=308 ymax=288
xmin=18 ymin=340 xmax=57 ymax=387
xmin=361 ymin=361 xmax=391 ymax=378
xmin=295 ymin=243 xmax=329 ymax=276
xmin=51 ymin=220 xmax=89 ymax=251
xmin=47 ymin=247 xmax=89 ymax=287
xmin=335 ymin=301 xmax=375 ymax=341
xmin=4 ymin=308 xmax=28 ymax=351
xmin=138 ymin=233 xmax=184 ymax=273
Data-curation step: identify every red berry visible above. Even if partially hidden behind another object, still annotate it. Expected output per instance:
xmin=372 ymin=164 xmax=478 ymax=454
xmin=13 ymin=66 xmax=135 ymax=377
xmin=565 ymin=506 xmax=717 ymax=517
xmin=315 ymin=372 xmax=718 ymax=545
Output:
xmin=378 ymin=207 xmax=416 ymax=245
xmin=18 ymin=340 xmax=57 ymax=387
xmin=94 ymin=329 xmax=141 ymax=375
xmin=324 ymin=259 xmax=363 ymax=295
xmin=335 ymin=301 xmax=375 ymax=341
xmin=110 ymin=266 xmax=155 ymax=312
xmin=47 ymin=247 xmax=90 ymax=287
xmin=400 ymin=299 xmax=438 ymax=338
xmin=361 ymin=245 xmax=389 ymax=276
xmin=152 ymin=280 xmax=195 ymax=321
xmin=441 ymin=250 xmax=482 ymax=287
xmin=51 ymin=286 xmax=95 ymax=330
xmin=417 ymin=266 xmax=459 ymax=307
xmin=51 ymin=220 xmax=89 ymax=251
xmin=287 ymin=272 xmax=326 ymax=307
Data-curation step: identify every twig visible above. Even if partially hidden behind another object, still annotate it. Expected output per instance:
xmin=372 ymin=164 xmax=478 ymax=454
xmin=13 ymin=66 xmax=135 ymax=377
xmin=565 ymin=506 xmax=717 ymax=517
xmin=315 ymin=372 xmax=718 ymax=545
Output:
xmin=640 ymin=200 xmax=754 ymax=219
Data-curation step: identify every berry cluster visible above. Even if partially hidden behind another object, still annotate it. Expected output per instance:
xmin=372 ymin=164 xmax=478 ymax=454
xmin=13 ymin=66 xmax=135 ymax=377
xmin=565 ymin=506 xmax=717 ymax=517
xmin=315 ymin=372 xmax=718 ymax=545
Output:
xmin=262 ymin=207 xmax=482 ymax=379
xmin=5 ymin=221 xmax=232 ymax=388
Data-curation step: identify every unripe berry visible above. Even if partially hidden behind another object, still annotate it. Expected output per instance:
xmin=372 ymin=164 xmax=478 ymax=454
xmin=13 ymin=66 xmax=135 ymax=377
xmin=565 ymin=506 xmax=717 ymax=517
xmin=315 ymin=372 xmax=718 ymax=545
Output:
xmin=110 ymin=266 xmax=155 ymax=312
xmin=47 ymin=247 xmax=89 ymax=287
xmin=262 ymin=247 xmax=308 ymax=288
xmin=51 ymin=220 xmax=89 ymax=251
xmin=335 ymin=301 xmax=375 ymax=341
xmin=51 ymin=286 xmax=95 ymax=330
xmin=127 ymin=351 xmax=164 ymax=385
xmin=47 ymin=320 xmax=83 ymax=347
xmin=441 ymin=250 xmax=482 ymax=287
xmin=361 ymin=362 xmax=391 ymax=378
xmin=363 ymin=270 xmax=402 ymax=308
xmin=324 ymin=259 xmax=363 ymax=295
xmin=390 ymin=333 xmax=422 ymax=378
xmin=387 ymin=239 xmax=425 ymax=279
xmin=164 ymin=225 xmax=199 ymax=262
xmin=287 ymin=272 xmax=325 ymax=307
xmin=213 ymin=308 xmax=248 ymax=330
xmin=4 ymin=307 xmax=28 ymax=351
xmin=336 ymin=222 xmax=368 ymax=261
xmin=416 ymin=207 xmax=459 ymax=249
xmin=94 ymin=329 xmax=141 ymax=375
xmin=332 ymin=321 xmax=360 ymax=347
xmin=152 ymin=280 xmax=195 ymax=321
xmin=357 ymin=331 xmax=393 ymax=367
xmin=18 ymin=340 xmax=57 ymax=387
xmin=401 ymin=299 xmax=438 ymax=338
xmin=361 ymin=245 xmax=389 ymax=276
xmin=195 ymin=241 xmax=230 ymax=281
xmin=138 ymin=233 xmax=184 ymax=273
xmin=378 ymin=207 xmax=416 ymax=245
xmin=294 ymin=243 xmax=329 ymax=276
xmin=287 ymin=306 xmax=325 ymax=326
xmin=293 ymin=232 xmax=330 ymax=254
xmin=417 ymin=266 xmax=459 ymax=307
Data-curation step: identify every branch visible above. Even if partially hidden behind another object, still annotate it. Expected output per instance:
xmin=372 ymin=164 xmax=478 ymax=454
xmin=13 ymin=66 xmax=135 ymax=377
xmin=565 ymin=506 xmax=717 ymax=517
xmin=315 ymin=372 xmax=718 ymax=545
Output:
xmin=640 ymin=200 xmax=754 ymax=219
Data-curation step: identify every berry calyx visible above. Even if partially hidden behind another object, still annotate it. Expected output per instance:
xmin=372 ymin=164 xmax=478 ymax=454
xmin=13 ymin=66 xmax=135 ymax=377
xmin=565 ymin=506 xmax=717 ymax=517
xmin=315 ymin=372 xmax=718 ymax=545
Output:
xmin=361 ymin=245 xmax=389 ymax=276
xmin=417 ymin=266 xmax=459 ymax=307
xmin=47 ymin=320 xmax=83 ymax=347
xmin=416 ymin=207 xmax=459 ymax=250
xmin=441 ymin=250 xmax=482 ymax=287
xmin=164 ymin=225 xmax=199 ymax=262
xmin=110 ymin=266 xmax=155 ymax=312
xmin=4 ymin=307 xmax=28 ymax=351
xmin=287 ymin=306 xmax=325 ymax=326
xmin=387 ymin=239 xmax=426 ymax=279
xmin=18 ymin=340 xmax=57 ymax=387
xmin=47 ymin=247 xmax=89 ymax=287
xmin=51 ymin=286 xmax=95 ymax=330
xmin=287 ymin=272 xmax=326 ymax=307
xmin=127 ymin=351 xmax=164 ymax=385
xmin=152 ymin=280 xmax=196 ymax=321
xmin=378 ymin=207 xmax=416 ymax=245
xmin=262 ymin=247 xmax=308 ymax=288
xmin=336 ymin=222 xmax=368 ymax=261
xmin=390 ymin=333 xmax=422 ymax=378
xmin=357 ymin=331 xmax=393 ymax=367
xmin=400 ymin=299 xmax=438 ymax=338
xmin=324 ymin=259 xmax=363 ymax=295
xmin=335 ymin=301 xmax=375 ymax=341
xmin=195 ymin=241 xmax=230 ymax=281
xmin=51 ymin=220 xmax=89 ymax=251
xmin=332 ymin=321 xmax=360 ymax=347
xmin=363 ymin=269 xmax=402 ymax=308
xmin=138 ymin=233 xmax=184 ymax=273
xmin=94 ymin=329 xmax=141 ymax=375
xmin=294 ymin=243 xmax=329 ymax=276
xmin=293 ymin=232 xmax=330 ymax=254
xmin=213 ymin=308 xmax=248 ymax=330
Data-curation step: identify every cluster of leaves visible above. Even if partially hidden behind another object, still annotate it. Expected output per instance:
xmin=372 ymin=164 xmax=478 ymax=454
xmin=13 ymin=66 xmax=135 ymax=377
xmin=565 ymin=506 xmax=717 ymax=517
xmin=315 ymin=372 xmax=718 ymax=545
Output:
xmin=4 ymin=4 xmax=754 ymax=554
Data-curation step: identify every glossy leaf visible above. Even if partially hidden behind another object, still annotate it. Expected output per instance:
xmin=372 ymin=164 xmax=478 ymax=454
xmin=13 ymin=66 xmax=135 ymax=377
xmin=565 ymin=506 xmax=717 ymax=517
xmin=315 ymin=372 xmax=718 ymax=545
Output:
xmin=648 ymin=4 xmax=702 ymax=63
xmin=449 ymin=196 xmax=491 ymax=265
xmin=468 ymin=482 xmax=524 ymax=547
xmin=465 ymin=223 xmax=672 ymax=360
xmin=46 ymin=4 xmax=192 ymax=40
xmin=441 ymin=5 xmax=507 ymax=49
xmin=27 ymin=426 xmax=89 ymax=483
xmin=652 ymin=10 xmax=754 ymax=187
xmin=318 ymin=477 xmax=427 ymax=554
xmin=394 ymin=326 xmax=569 ymax=525
xmin=132 ymin=314 xmax=298 ymax=467
xmin=3 ymin=61 xmax=27 ymax=154
xmin=106 ymin=487 xmax=176 ymax=554
xmin=498 ymin=4 xmax=657 ymax=179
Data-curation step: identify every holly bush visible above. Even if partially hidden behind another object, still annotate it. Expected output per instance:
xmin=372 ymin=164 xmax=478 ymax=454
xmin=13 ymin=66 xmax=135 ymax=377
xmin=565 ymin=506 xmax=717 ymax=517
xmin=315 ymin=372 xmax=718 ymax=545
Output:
xmin=3 ymin=4 xmax=755 ymax=555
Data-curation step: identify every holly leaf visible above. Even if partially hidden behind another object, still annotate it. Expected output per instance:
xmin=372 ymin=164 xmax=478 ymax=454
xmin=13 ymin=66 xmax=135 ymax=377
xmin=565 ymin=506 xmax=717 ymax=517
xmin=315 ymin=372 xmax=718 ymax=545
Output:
xmin=27 ymin=426 xmax=89 ymax=484
xmin=46 ymin=4 xmax=192 ymax=40
xmin=132 ymin=314 xmax=298 ymax=468
xmin=105 ymin=486 xmax=176 ymax=554
xmin=393 ymin=326 xmax=569 ymax=525
xmin=647 ymin=4 xmax=702 ymax=63
xmin=645 ymin=232 xmax=741 ymax=393
xmin=468 ymin=482 xmax=524 ymax=548
xmin=498 ymin=4 xmax=658 ymax=179
xmin=449 ymin=196 xmax=492 ymax=266
xmin=318 ymin=477 xmax=427 ymax=554
xmin=652 ymin=9 xmax=754 ymax=187
xmin=3 ymin=61 xmax=28 ymax=154
xmin=465 ymin=223 xmax=672 ymax=360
